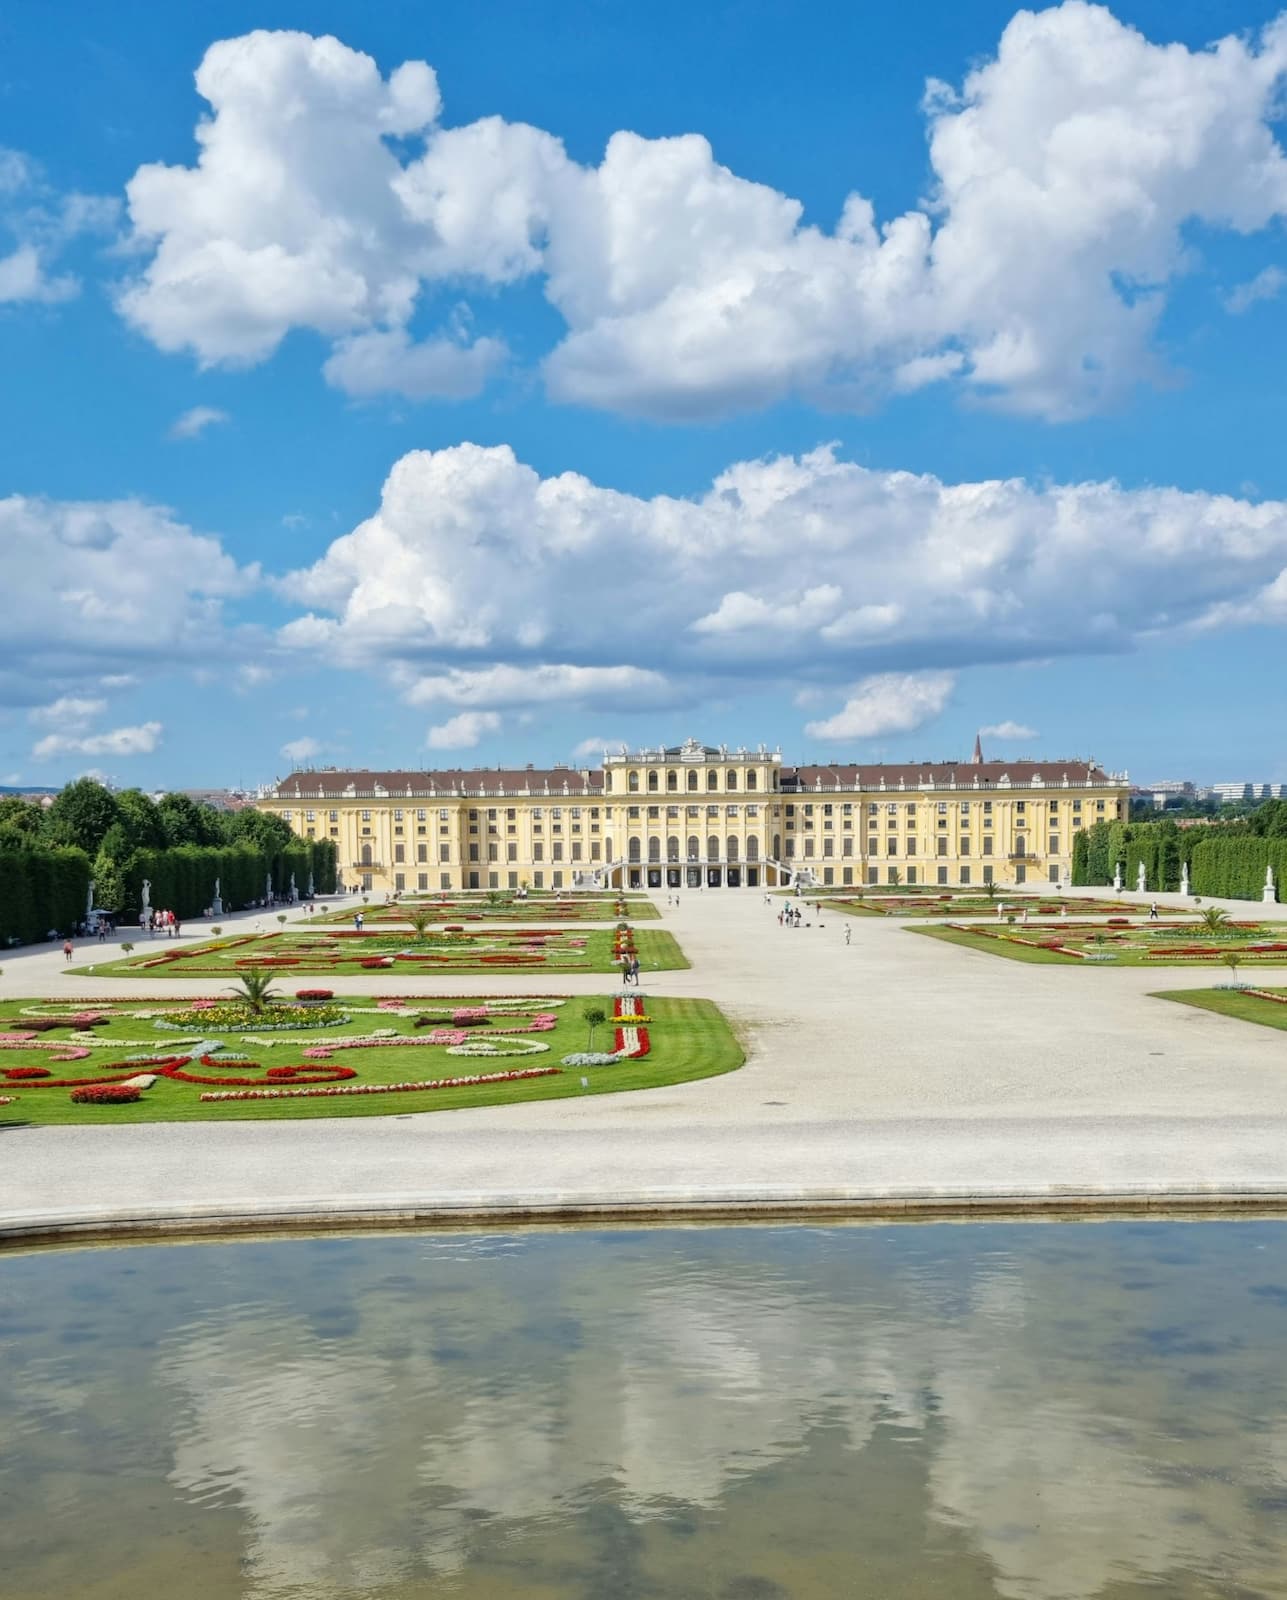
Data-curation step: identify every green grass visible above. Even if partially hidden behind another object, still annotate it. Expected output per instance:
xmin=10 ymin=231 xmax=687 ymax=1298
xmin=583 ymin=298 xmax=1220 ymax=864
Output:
xmin=909 ymin=924 xmax=1287 ymax=968
xmin=72 ymin=925 xmax=689 ymax=980
xmin=908 ymin=926 xmax=1077 ymax=964
xmin=1152 ymin=987 xmax=1287 ymax=1033
xmin=313 ymin=895 xmax=661 ymax=924
xmin=0 ymin=994 xmax=740 ymax=1125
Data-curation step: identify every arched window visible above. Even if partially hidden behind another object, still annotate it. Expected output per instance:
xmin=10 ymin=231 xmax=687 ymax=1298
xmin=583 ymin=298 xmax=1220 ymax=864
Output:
xmin=648 ymin=836 xmax=661 ymax=862
xmin=605 ymin=835 xmax=614 ymax=859
xmin=647 ymin=770 xmax=658 ymax=791
xmin=746 ymin=836 xmax=760 ymax=861
xmin=1016 ymin=834 xmax=1026 ymax=856
xmin=666 ymin=770 xmax=677 ymax=791
xmin=726 ymin=835 xmax=740 ymax=862
xmin=687 ymin=771 xmax=698 ymax=791
xmin=707 ymin=770 xmax=718 ymax=791
xmin=707 ymin=834 xmax=720 ymax=861
xmin=773 ymin=833 xmax=782 ymax=858
xmin=628 ymin=835 xmax=642 ymax=862
xmin=360 ymin=844 xmax=373 ymax=866
xmin=667 ymin=834 xmax=680 ymax=861
xmin=746 ymin=771 xmax=758 ymax=791
xmin=687 ymin=834 xmax=699 ymax=860
xmin=726 ymin=770 xmax=738 ymax=790
xmin=628 ymin=771 xmax=640 ymax=792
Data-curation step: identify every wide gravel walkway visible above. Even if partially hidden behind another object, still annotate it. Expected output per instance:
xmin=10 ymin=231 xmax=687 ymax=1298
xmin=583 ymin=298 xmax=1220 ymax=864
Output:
xmin=3 ymin=887 xmax=1286 ymax=1233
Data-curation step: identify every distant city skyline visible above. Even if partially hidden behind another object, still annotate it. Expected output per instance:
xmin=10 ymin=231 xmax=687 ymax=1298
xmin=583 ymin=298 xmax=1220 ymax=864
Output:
xmin=4 ymin=2 xmax=1287 ymax=786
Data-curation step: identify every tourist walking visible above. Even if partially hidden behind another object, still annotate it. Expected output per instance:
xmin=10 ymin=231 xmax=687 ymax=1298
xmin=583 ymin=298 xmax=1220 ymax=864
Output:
xmin=62 ymin=938 xmax=73 ymax=963
xmin=845 ymin=925 xmax=851 ymax=945
xmin=1148 ymin=901 xmax=1159 ymax=921
xmin=630 ymin=956 xmax=641 ymax=985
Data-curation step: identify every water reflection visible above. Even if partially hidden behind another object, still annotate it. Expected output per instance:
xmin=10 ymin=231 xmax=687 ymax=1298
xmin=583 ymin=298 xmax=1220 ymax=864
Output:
xmin=3 ymin=1223 xmax=1287 ymax=1598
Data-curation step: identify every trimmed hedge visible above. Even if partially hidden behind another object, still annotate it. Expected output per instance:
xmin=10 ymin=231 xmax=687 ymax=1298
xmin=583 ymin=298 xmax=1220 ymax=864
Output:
xmin=0 ymin=845 xmax=91 ymax=944
xmin=1073 ymin=818 xmax=1284 ymax=901
xmin=121 ymin=840 xmax=337 ymax=922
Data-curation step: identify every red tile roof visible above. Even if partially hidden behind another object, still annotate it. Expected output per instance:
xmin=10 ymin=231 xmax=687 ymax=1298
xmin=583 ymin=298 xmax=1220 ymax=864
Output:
xmin=783 ymin=760 xmax=1119 ymax=789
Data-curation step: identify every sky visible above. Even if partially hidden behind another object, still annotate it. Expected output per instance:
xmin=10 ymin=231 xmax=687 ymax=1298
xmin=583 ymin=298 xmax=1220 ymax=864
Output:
xmin=3 ymin=0 xmax=1287 ymax=790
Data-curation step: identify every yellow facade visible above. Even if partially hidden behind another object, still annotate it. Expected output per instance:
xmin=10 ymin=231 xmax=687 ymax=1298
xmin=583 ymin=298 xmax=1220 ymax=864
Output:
xmin=258 ymin=738 xmax=1129 ymax=896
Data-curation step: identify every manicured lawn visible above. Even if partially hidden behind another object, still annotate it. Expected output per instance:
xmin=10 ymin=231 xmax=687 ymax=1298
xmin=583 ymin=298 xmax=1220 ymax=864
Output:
xmin=0 ymin=994 xmax=741 ymax=1124
xmin=72 ymin=925 xmax=688 ymax=979
xmin=812 ymin=893 xmax=1150 ymax=919
xmin=1152 ymin=987 xmax=1287 ymax=1033
xmin=314 ymin=894 xmax=660 ymax=924
xmin=910 ymin=922 xmax=1287 ymax=967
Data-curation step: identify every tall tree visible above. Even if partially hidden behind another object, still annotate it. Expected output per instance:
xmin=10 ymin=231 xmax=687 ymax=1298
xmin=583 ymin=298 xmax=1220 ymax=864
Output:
xmin=42 ymin=779 xmax=119 ymax=856
xmin=113 ymin=789 xmax=166 ymax=853
xmin=157 ymin=792 xmax=223 ymax=848
xmin=222 ymin=807 xmax=294 ymax=853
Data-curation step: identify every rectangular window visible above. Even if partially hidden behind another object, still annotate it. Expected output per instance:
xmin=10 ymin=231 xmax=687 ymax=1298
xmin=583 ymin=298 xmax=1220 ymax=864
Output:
xmin=867 ymin=837 xmax=878 ymax=855
xmin=983 ymin=865 xmax=993 ymax=885
xmin=468 ymin=844 xmax=479 ymax=862
xmin=416 ymin=844 xmax=427 ymax=863
xmin=417 ymin=809 xmax=427 ymax=822
xmin=394 ymin=844 xmax=405 ymax=863
xmin=842 ymin=866 xmax=853 ymax=885
xmin=785 ymin=839 xmax=795 ymax=858
xmin=328 ymin=810 xmax=338 ymax=823
xmin=394 ymin=872 xmax=405 ymax=891
xmin=887 ymin=839 xmax=897 ymax=856
xmin=1049 ymin=835 xmax=1060 ymax=854
xmin=937 ymin=866 xmax=948 ymax=885
xmin=983 ymin=836 xmax=993 ymax=856
xmin=439 ymin=845 xmax=450 ymax=863
xmin=960 ymin=837 xmax=970 ymax=856
xmin=960 ymin=866 xmax=971 ymax=885
xmin=508 ymin=871 xmax=519 ymax=888
xmin=487 ymin=843 xmax=498 ymax=862
xmin=393 ymin=809 xmax=403 ymax=821
xmin=533 ymin=871 xmax=544 ymax=888
xmin=552 ymin=871 xmax=563 ymax=888
xmin=533 ymin=843 xmax=544 ymax=861
xmin=360 ymin=810 xmax=370 ymax=822
xmin=867 ymin=866 xmax=878 ymax=884
xmin=937 ymin=837 xmax=948 ymax=856
xmin=1016 ymin=801 xmax=1026 ymax=815
xmin=907 ymin=866 xmax=918 ymax=886
xmin=488 ymin=871 xmax=499 ymax=889
xmin=417 ymin=872 xmax=429 ymax=890
xmin=553 ymin=842 xmax=564 ymax=861
xmin=842 ymin=838 xmax=853 ymax=856
xmin=803 ymin=839 xmax=814 ymax=857
xmin=906 ymin=837 xmax=917 ymax=856
xmin=304 ymin=810 xmax=315 ymax=822
xmin=572 ymin=842 xmax=582 ymax=860
xmin=823 ymin=867 xmax=834 ymax=885
xmin=507 ymin=843 xmax=518 ymax=862
xmin=887 ymin=866 xmax=899 ymax=884
xmin=591 ymin=842 xmax=601 ymax=860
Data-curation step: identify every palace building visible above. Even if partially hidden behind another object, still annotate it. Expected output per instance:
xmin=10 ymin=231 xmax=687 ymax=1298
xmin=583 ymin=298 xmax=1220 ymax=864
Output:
xmin=258 ymin=737 xmax=1129 ymax=896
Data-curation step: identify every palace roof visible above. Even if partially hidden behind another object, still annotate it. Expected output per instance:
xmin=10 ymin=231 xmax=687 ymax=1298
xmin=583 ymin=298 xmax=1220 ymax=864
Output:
xmin=272 ymin=767 xmax=604 ymax=799
xmin=781 ymin=760 xmax=1120 ymax=791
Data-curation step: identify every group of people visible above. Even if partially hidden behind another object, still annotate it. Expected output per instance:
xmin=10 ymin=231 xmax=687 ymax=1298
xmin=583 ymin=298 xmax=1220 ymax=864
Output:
xmin=777 ymin=904 xmax=811 ymax=928
xmin=141 ymin=907 xmax=182 ymax=938
xmin=619 ymin=955 xmax=642 ymax=985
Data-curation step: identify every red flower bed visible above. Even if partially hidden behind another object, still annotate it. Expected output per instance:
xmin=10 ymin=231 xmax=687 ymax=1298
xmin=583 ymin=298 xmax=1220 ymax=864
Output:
xmin=158 ymin=1054 xmax=358 ymax=1087
xmin=296 ymin=988 xmax=334 ymax=1000
xmin=4 ymin=1066 xmax=51 ymax=1079
xmin=70 ymin=1084 xmax=142 ymax=1104
xmin=200 ymin=1065 xmax=562 ymax=1102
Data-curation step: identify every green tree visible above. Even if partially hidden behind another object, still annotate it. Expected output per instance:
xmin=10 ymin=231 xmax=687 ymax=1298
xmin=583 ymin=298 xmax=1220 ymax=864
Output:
xmin=222 ymin=808 xmax=293 ymax=852
xmin=0 ymin=796 xmax=45 ymax=841
xmin=43 ymin=778 xmax=119 ymax=856
xmin=1199 ymin=907 xmax=1231 ymax=933
xmin=408 ymin=910 xmax=433 ymax=941
xmin=90 ymin=849 xmax=126 ymax=911
xmin=158 ymin=792 xmax=223 ymax=848
xmin=1220 ymin=951 xmax=1243 ymax=985
xmin=582 ymin=1004 xmax=608 ymax=1050
xmin=114 ymin=789 xmax=166 ymax=853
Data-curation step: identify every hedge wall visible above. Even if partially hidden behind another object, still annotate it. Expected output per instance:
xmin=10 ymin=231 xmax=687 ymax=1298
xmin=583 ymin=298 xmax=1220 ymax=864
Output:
xmin=120 ymin=839 xmax=336 ymax=922
xmin=1073 ymin=819 xmax=1283 ymax=901
xmin=0 ymin=845 xmax=92 ymax=944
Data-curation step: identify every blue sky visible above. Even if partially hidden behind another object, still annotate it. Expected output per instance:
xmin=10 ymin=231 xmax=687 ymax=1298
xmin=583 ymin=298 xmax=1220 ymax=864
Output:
xmin=3 ymin=0 xmax=1287 ymax=789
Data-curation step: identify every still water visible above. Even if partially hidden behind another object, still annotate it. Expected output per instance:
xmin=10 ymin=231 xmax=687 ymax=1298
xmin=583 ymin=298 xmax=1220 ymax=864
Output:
xmin=3 ymin=1221 xmax=1287 ymax=1598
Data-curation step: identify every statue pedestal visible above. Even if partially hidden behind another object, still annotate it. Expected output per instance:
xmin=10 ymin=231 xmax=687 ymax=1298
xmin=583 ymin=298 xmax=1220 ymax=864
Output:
xmin=1264 ymin=888 xmax=1277 ymax=905
xmin=210 ymin=897 xmax=224 ymax=917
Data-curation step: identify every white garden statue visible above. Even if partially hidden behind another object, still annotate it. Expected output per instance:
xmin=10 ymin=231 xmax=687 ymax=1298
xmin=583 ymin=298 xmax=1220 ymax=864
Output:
xmin=1113 ymin=863 xmax=1123 ymax=893
xmin=1265 ymin=864 xmax=1278 ymax=905
xmin=1181 ymin=861 xmax=1191 ymax=897
xmin=1136 ymin=861 xmax=1147 ymax=894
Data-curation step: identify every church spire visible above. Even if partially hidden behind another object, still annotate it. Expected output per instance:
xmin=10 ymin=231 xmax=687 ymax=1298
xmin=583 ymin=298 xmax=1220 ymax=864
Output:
xmin=972 ymin=732 xmax=984 ymax=765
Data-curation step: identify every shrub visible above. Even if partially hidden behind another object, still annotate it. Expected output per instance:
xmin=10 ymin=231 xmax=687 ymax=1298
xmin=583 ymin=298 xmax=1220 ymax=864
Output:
xmin=5 ymin=1066 xmax=51 ymax=1079
xmin=295 ymin=988 xmax=334 ymax=1001
xmin=70 ymin=1084 xmax=142 ymax=1104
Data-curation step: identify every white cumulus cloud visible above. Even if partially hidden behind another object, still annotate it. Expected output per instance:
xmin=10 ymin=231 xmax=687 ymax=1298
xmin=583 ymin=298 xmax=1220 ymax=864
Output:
xmin=169 ymin=405 xmax=230 ymax=439
xmin=426 ymin=710 xmax=501 ymax=749
xmin=280 ymin=736 xmax=322 ymax=764
xmin=980 ymin=720 xmax=1039 ymax=740
xmin=28 ymin=696 xmax=107 ymax=728
xmin=804 ymin=673 xmax=956 ymax=742
xmin=32 ymin=721 xmax=163 ymax=761
xmin=115 ymin=10 xmax=1287 ymax=420
xmin=275 ymin=441 xmax=1287 ymax=718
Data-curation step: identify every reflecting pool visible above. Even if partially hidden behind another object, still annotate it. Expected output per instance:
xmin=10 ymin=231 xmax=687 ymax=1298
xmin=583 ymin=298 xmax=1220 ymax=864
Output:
xmin=4 ymin=1221 xmax=1287 ymax=1597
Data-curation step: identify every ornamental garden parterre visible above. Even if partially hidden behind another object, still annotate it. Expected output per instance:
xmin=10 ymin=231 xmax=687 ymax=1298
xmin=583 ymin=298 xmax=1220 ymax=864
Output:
xmin=914 ymin=915 xmax=1287 ymax=966
xmin=74 ymin=921 xmax=686 ymax=979
xmin=0 ymin=991 xmax=741 ymax=1124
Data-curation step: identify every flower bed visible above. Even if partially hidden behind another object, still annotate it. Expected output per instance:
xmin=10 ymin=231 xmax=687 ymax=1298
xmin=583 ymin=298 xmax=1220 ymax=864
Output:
xmin=200 ymin=1066 xmax=562 ymax=1102
xmin=69 ymin=1084 xmax=142 ymax=1104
